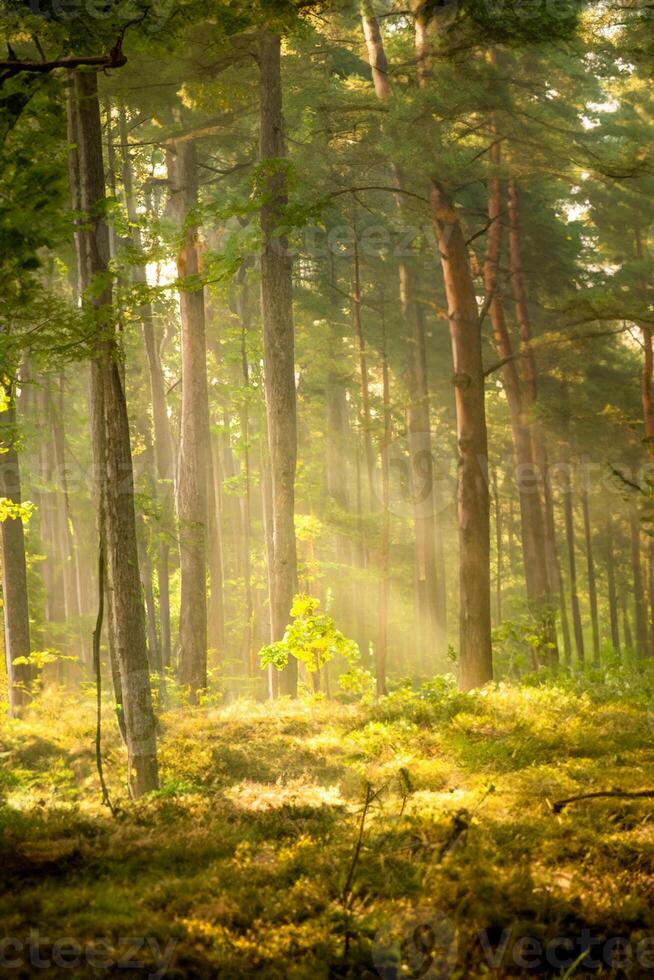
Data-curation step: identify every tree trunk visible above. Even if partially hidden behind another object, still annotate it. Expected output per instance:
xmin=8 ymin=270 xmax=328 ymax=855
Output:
xmin=351 ymin=235 xmax=375 ymax=507
xmin=377 ymin=323 xmax=391 ymax=696
xmin=360 ymin=10 xmax=445 ymax=663
xmin=430 ymin=181 xmax=492 ymax=689
xmin=630 ymin=508 xmax=649 ymax=658
xmin=507 ymin=177 xmax=565 ymax=658
xmin=258 ymin=34 xmax=298 ymax=696
xmin=412 ymin=4 xmax=492 ymax=688
xmin=0 ymin=386 xmax=32 ymax=714
xmin=167 ymin=139 xmax=210 ymax=699
xmin=237 ymin=284 xmax=255 ymax=674
xmin=401 ymin=263 xmax=443 ymax=666
xmin=604 ymin=514 xmax=620 ymax=651
xmin=484 ymin=149 xmax=555 ymax=664
xmin=67 ymin=70 xmax=158 ymax=796
xmin=562 ymin=479 xmax=585 ymax=666
xmin=622 ymin=586 xmax=634 ymax=654
xmin=492 ymin=469 xmax=503 ymax=625
xmin=581 ymin=487 xmax=600 ymax=666
xmin=119 ymin=108 xmax=176 ymax=670
xmin=361 ymin=3 xmax=391 ymax=100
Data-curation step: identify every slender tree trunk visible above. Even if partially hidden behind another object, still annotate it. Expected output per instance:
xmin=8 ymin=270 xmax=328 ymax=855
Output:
xmin=167 ymin=139 xmax=210 ymax=699
xmin=634 ymin=228 xmax=654 ymax=657
xmin=120 ymin=109 xmax=175 ymax=670
xmin=581 ymin=487 xmax=600 ymax=666
xmin=67 ymin=70 xmax=158 ymax=796
xmin=492 ymin=469 xmax=503 ymax=625
xmin=622 ymin=586 xmax=634 ymax=654
xmin=507 ymin=177 xmax=565 ymax=657
xmin=206 ymin=430 xmax=226 ymax=660
xmin=326 ymin=345 xmax=354 ymax=639
xmin=361 ymin=3 xmax=391 ymax=99
xmin=412 ymin=5 xmax=491 ymax=687
xmin=401 ymin=264 xmax=442 ymax=666
xmin=260 ymin=436 xmax=277 ymax=699
xmin=630 ymin=508 xmax=649 ymax=658
xmin=605 ymin=514 xmax=620 ymax=651
xmin=430 ymin=181 xmax=492 ymax=689
xmin=0 ymin=386 xmax=32 ymax=714
xmin=562 ymin=477 xmax=585 ymax=666
xmin=51 ymin=376 xmax=84 ymax=644
xmin=484 ymin=148 xmax=555 ymax=663
xmin=360 ymin=10 xmax=444 ymax=661
xmin=351 ymin=235 xmax=375 ymax=506
xmin=237 ymin=284 xmax=255 ymax=674
xmin=259 ymin=34 xmax=298 ymax=696
xmin=377 ymin=322 xmax=391 ymax=696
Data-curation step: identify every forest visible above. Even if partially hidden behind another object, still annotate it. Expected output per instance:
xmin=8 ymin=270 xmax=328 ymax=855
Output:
xmin=0 ymin=0 xmax=653 ymax=976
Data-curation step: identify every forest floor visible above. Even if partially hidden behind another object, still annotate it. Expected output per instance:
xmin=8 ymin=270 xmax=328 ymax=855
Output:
xmin=2 ymin=676 xmax=654 ymax=978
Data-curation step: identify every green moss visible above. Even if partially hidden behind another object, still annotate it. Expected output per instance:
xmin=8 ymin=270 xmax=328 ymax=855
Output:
xmin=2 ymin=682 xmax=654 ymax=977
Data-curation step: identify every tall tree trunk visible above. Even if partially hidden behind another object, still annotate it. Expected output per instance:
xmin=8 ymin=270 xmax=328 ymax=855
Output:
xmin=630 ymin=508 xmax=649 ymax=658
xmin=604 ymin=514 xmax=620 ymax=651
xmin=351 ymin=235 xmax=375 ymax=507
xmin=492 ymin=469 xmax=503 ymax=625
xmin=621 ymin=586 xmax=634 ymax=654
xmin=258 ymin=34 xmax=298 ymax=696
xmin=401 ymin=264 xmax=443 ymax=666
xmin=0 ymin=385 xmax=32 ymax=714
xmin=360 ymin=10 xmax=445 ymax=662
xmin=51 ymin=376 xmax=84 ymax=639
xmin=411 ymin=5 xmax=491 ymax=688
xmin=430 ymin=181 xmax=492 ymax=689
xmin=119 ymin=108 xmax=175 ymax=671
xmin=507 ymin=177 xmax=565 ymax=656
xmin=236 ymin=283 xmax=255 ymax=674
xmin=581 ymin=487 xmax=600 ymax=666
xmin=167 ymin=138 xmax=210 ymax=699
xmin=377 ymin=322 xmax=391 ymax=696
xmin=562 ymin=478 xmax=585 ymax=666
xmin=361 ymin=3 xmax=391 ymax=100
xmin=484 ymin=148 xmax=555 ymax=664
xmin=67 ymin=70 xmax=158 ymax=796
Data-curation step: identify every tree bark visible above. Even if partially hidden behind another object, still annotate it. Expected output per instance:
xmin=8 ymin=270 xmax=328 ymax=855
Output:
xmin=484 ymin=148 xmax=555 ymax=664
xmin=0 ymin=386 xmax=32 ymax=714
xmin=67 ymin=70 xmax=158 ymax=796
xmin=604 ymin=514 xmax=620 ymax=651
xmin=562 ymin=478 xmax=585 ymax=666
xmin=400 ymin=263 xmax=444 ymax=665
xmin=258 ymin=34 xmax=298 ymax=696
xmin=430 ymin=180 xmax=492 ymax=689
xmin=167 ymin=139 xmax=210 ymax=699
xmin=351 ymin=235 xmax=375 ymax=507
xmin=377 ymin=322 xmax=391 ymax=696
xmin=630 ymin=507 xmax=649 ymax=658
xmin=507 ymin=177 xmax=566 ymax=658
xmin=492 ymin=468 xmax=503 ymax=625
xmin=580 ymin=487 xmax=600 ymax=666
xmin=119 ymin=108 xmax=176 ymax=670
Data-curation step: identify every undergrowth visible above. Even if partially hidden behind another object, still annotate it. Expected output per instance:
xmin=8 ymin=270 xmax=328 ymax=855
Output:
xmin=1 ymin=677 xmax=654 ymax=977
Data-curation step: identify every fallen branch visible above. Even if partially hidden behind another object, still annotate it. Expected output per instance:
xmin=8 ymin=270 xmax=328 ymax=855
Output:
xmin=552 ymin=790 xmax=654 ymax=814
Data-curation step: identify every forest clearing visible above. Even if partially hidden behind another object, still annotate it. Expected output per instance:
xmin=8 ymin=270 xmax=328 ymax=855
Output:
xmin=1 ymin=0 xmax=654 ymax=975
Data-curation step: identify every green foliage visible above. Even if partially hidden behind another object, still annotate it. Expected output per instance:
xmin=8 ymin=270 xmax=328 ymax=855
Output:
xmin=0 ymin=497 xmax=33 ymax=523
xmin=260 ymin=594 xmax=360 ymax=676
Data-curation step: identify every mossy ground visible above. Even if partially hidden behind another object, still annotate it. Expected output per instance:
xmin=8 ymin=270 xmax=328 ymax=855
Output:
xmin=1 ymin=677 xmax=654 ymax=978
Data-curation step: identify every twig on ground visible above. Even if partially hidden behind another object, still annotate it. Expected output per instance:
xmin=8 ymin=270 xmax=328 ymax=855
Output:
xmin=552 ymin=790 xmax=654 ymax=814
